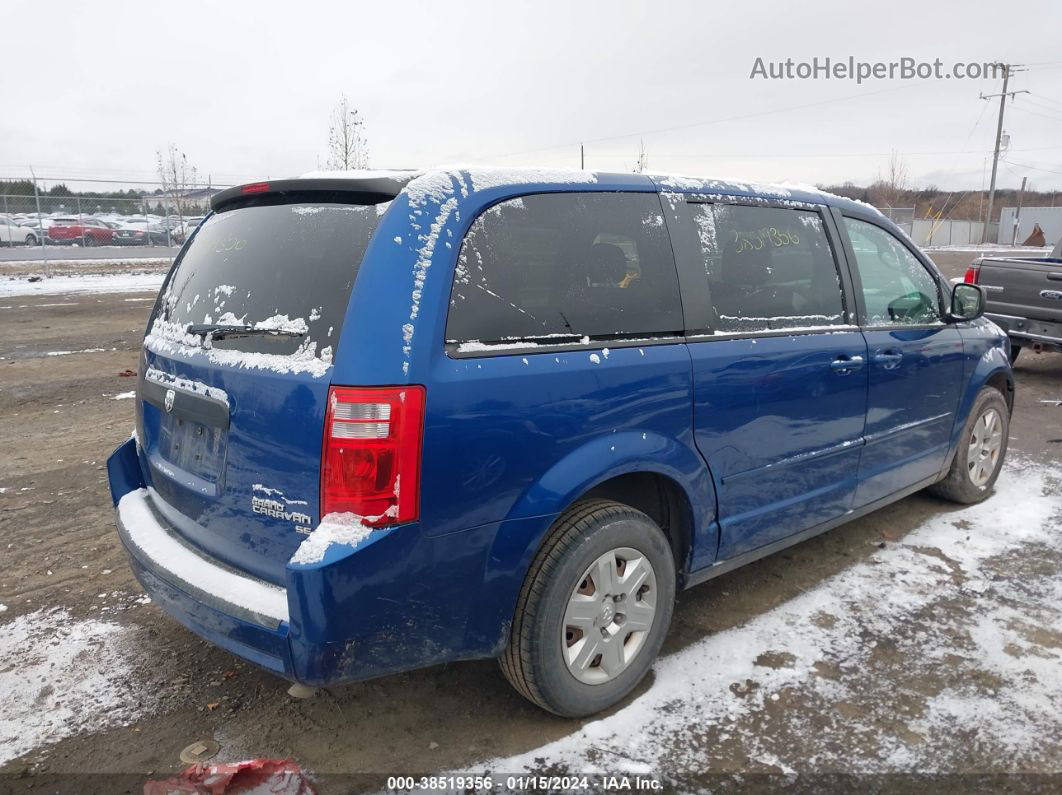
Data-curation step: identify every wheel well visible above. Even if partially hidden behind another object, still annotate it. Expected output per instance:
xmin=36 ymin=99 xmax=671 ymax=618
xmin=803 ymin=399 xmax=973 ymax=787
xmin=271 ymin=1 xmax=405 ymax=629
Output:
xmin=580 ymin=472 xmax=693 ymax=581
xmin=985 ymin=371 xmax=1014 ymax=412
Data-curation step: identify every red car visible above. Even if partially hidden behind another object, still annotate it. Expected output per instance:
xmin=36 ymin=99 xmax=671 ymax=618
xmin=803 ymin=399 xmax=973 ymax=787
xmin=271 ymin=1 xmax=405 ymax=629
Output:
xmin=48 ymin=218 xmax=115 ymax=246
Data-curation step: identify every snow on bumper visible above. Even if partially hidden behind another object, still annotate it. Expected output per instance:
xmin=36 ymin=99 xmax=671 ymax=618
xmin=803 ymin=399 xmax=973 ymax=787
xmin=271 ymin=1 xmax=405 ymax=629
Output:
xmin=116 ymin=488 xmax=290 ymax=627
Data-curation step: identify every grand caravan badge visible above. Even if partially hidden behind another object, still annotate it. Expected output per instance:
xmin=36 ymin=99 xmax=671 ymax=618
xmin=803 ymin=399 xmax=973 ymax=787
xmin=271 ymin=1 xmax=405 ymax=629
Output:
xmin=251 ymin=485 xmax=312 ymax=535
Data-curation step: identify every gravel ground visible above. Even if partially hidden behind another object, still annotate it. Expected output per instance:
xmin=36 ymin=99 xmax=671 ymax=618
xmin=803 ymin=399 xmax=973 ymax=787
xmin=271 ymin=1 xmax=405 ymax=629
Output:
xmin=0 ymin=250 xmax=1059 ymax=793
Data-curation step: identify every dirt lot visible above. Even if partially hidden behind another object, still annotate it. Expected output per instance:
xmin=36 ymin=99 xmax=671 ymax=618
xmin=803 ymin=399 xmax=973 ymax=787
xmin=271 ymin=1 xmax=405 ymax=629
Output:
xmin=1 ymin=252 xmax=1060 ymax=793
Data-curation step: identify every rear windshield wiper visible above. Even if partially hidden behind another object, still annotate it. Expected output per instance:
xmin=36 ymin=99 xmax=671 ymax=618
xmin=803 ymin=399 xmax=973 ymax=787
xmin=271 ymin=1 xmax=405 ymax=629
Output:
xmin=185 ymin=323 xmax=305 ymax=340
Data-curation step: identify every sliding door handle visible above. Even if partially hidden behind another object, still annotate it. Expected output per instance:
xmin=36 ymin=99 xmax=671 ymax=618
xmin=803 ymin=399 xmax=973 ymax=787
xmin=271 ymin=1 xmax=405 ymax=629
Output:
xmin=830 ymin=354 xmax=865 ymax=373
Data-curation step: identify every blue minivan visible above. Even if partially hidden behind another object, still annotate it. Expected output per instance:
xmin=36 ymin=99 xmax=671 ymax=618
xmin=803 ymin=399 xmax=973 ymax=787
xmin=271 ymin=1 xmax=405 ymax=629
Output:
xmin=108 ymin=169 xmax=1012 ymax=716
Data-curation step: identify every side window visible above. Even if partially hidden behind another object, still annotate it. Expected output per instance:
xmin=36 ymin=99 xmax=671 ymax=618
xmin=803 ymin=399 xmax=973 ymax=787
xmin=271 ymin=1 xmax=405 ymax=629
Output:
xmin=843 ymin=217 xmax=941 ymax=326
xmin=446 ymin=193 xmax=683 ymax=344
xmin=689 ymin=203 xmax=846 ymax=333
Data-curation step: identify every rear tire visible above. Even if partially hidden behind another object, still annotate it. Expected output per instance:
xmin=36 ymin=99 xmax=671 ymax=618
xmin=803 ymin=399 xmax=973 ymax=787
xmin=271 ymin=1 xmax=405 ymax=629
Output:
xmin=929 ymin=387 xmax=1009 ymax=504
xmin=500 ymin=499 xmax=676 ymax=717
xmin=1009 ymin=342 xmax=1022 ymax=364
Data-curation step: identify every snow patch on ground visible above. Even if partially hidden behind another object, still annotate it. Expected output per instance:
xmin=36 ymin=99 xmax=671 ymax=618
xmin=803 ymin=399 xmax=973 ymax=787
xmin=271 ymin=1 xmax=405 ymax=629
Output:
xmin=0 ymin=273 xmax=165 ymax=297
xmin=112 ymin=391 xmax=136 ymax=400
xmin=470 ymin=463 xmax=1062 ymax=777
xmin=44 ymin=348 xmax=106 ymax=356
xmin=0 ymin=258 xmax=171 ymax=268
xmin=0 ymin=608 xmax=155 ymax=765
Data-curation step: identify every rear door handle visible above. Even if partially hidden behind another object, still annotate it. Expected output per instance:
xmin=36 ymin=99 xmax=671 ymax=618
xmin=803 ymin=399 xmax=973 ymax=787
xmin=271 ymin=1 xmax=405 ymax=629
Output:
xmin=830 ymin=354 xmax=865 ymax=373
xmin=873 ymin=350 xmax=903 ymax=368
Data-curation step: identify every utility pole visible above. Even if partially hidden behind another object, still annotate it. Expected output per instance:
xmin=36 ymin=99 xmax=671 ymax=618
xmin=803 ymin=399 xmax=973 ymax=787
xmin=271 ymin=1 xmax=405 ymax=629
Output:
xmin=580 ymin=143 xmax=585 ymax=170
xmin=980 ymin=63 xmax=1028 ymax=243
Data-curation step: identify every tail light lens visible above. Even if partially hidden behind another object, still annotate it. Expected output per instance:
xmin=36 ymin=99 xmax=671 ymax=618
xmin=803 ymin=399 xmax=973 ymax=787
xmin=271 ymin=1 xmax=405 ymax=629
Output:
xmin=321 ymin=386 xmax=425 ymax=526
xmin=963 ymin=264 xmax=981 ymax=284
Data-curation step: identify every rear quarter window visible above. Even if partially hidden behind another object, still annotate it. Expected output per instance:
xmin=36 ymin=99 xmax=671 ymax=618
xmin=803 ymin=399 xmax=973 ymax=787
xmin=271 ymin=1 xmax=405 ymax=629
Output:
xmin=446 ymin=192 xmax=683 ymax=345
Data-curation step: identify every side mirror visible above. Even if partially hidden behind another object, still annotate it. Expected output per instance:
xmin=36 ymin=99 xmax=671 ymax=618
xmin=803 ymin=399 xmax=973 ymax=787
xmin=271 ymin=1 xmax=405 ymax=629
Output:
xmin=950 ymin=283 xmax=984 ymax=322
xmin=887 ymin=292 xmax=933 ymax=322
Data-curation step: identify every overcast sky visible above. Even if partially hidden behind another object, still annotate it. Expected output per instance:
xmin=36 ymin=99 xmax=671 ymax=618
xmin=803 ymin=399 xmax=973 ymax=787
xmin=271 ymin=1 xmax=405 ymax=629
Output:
xmin=5 ymin=0 xmax=1062 ymax=192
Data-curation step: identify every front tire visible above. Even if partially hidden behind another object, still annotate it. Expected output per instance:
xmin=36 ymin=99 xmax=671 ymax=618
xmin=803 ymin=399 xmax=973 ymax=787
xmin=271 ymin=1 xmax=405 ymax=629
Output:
xmin=500 ymin=499 xmax=676 ymax=717
xmin=25 ymin=233 xmax=37 ymax=246
xmin=929 ymin=387 xmax=1009 ymax=504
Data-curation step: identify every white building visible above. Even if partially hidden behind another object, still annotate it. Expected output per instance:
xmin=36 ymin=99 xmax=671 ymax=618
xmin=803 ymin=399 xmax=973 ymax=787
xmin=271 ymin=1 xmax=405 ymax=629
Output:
xmin=997 ymin=206 xmax=1062 ymax=247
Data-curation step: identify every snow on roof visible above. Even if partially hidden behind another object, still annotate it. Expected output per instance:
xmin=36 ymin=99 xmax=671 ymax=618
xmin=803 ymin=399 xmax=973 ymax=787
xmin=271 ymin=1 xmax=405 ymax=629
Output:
xmin=292 ymin=167 xmax=880 ymax=217
xmin=297 ymin=168 xmax=421 ymax=181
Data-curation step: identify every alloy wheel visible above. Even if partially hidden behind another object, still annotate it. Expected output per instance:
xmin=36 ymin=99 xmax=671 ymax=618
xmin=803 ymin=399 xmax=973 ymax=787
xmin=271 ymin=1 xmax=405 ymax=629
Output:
xmin=968 ymin=407 xmax=1003 ymax=487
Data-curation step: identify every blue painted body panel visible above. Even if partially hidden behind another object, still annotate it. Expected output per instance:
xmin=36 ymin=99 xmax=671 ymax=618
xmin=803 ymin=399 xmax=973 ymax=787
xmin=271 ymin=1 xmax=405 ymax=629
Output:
xmin=855 ymin=326 xmax=965 ymax=505
xmin=107 ymin=171 xmax=1013 ymax=687
xmin=687 ymin=331 xmax=869 ymax=559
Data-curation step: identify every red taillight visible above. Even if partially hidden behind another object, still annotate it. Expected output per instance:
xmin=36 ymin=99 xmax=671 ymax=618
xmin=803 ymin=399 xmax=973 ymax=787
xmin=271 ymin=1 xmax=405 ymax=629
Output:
xmin=964 ymin=264 xmax=981 ymax=284
xmin=241 ymin=182 xmax=270 ymax=194
xmin=321 ymin=386 xmax=425 ymax=526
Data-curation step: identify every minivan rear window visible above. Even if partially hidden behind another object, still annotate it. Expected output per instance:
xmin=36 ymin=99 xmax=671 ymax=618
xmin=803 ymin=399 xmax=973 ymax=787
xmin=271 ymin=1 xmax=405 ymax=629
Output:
xmin=156 ymin=202 xmax=382 ymax=356
xmin=446 ymin=192 xmax=683 ymax=344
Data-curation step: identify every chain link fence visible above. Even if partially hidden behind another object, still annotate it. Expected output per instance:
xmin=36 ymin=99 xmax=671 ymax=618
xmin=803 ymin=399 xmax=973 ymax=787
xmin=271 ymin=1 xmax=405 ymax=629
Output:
xmin=874 ymin=207 xmax=915 ymax=236
xmin=0 ymin=191 xmax=213 ymax=255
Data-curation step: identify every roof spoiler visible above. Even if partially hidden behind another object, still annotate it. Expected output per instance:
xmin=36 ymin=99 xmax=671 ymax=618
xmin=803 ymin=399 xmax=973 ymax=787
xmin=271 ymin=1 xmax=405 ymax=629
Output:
xmin=211 ymin=175 xmax=416 ymax=211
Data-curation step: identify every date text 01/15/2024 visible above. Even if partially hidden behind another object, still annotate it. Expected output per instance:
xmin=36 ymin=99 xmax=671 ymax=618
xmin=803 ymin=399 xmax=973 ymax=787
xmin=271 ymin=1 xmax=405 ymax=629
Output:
xmin=385 ymin=775 xmax=664 ymax=791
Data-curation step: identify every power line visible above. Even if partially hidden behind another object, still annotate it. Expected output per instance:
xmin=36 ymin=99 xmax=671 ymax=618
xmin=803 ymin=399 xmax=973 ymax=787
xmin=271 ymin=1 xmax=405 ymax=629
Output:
xmin=655 ymin=145 xmax=1062 ymax=160
xmin=1001 ymin=158 xmax=1062 ymax=176
xmin=1016 ymin=96 xmax=1062 ymax=118
xmin=1010 ymin=105 xmax=1062 ymax=124
xmin=486 ymin=79 xmax=935 ymax=161
xmin=1025 ymin=93 xmax=1062 ymax=111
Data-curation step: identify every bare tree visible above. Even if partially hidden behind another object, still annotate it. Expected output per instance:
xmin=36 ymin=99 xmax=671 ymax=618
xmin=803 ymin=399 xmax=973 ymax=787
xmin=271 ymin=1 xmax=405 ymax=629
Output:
xmin=869 ymin=151 xmax=909 ymax=209
xmin=155 ymin=143 xmax=199 ymax=229
xmin=326 ymin=94 xmax=370 ymax=171
xmin=632 ymin=139 xmax=649 ymax=174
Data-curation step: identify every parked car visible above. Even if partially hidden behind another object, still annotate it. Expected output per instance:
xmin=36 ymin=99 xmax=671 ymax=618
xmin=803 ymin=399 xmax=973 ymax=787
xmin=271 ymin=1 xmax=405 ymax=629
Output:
xmin=108 ymin=170 xmax=1012 ymax=718
xmin=964 ymin=248 xmax=1062 ymax=362
xmin=17 ymin=217 xmax=56 ymax=243
xmin=113 ymin=222 xmax=173 ymax=246
xmin=157 ymin=217 xmax=188 ymax=243
xmin=47 ymin=217 xmax=115 ymax=245
xmin=0 ymin=215 xmax=40 ymax=245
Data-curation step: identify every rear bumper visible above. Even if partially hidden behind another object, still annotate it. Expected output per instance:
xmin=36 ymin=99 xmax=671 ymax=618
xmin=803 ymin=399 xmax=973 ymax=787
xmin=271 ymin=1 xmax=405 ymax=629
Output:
xmin=115 ymin=479 xmax=296 ymax=677
xmin=107 ymin=437 xmax=527 ymax=686
xmin=986 ymin=312 xmax=1062 ymax=349
xmin=117 ymin=488 xmax=289 ymax=628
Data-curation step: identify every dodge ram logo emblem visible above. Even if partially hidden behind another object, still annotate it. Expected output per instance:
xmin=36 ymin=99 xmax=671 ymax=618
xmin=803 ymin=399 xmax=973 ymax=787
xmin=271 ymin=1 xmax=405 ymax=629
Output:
xmin=1040 ymin=289 xmax=1062 ymax=301
xmin=164 ymin=389 xmax=175 ymax=413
